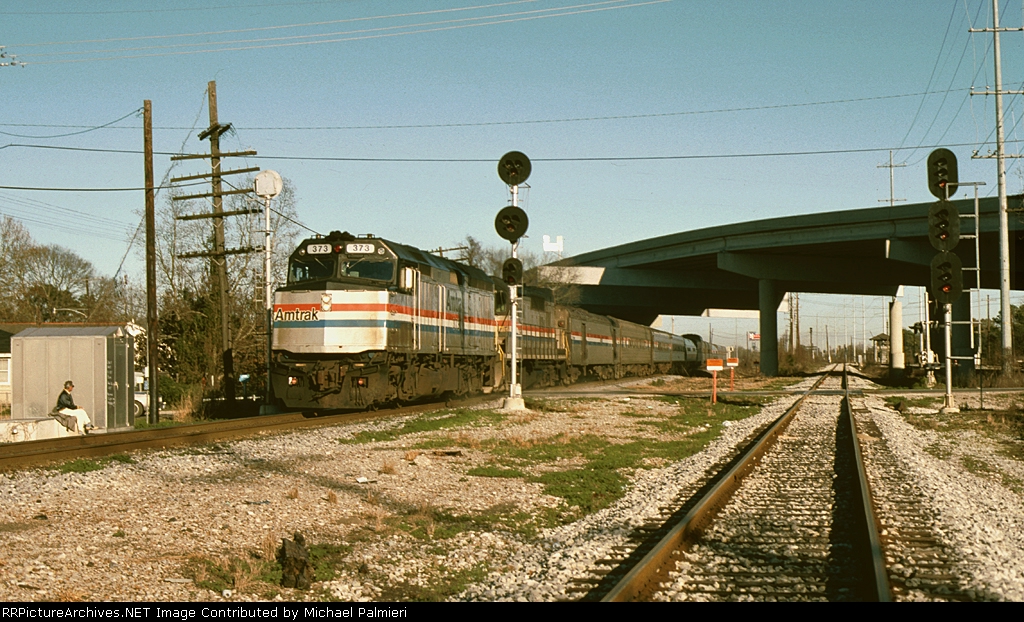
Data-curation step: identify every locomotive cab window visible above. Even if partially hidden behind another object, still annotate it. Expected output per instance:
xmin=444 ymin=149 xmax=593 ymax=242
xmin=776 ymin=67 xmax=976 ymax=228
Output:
xmin=340 ymin=256 xmax=395 ymax=282
xmin=494 ymin=290 xmax=509 ymax=315
xmin=289 ymin=256 xmax=336 ymax=284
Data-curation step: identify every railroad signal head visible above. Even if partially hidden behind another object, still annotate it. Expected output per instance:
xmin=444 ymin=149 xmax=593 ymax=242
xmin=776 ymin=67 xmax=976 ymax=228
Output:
xmin=498 ymin=151 xmax=531 ymax=186
xmin=495 ymin=205 xmax=529 ymax=242
xmin=927 ymin=148 xmax=959 ymax=199
xmin=927 ymin=201 xmax=960 ymax=251
xmin=930 ymin=251 xmax=963 ymax=305
xmin=502 ymin=257 xmax=524 ymax=286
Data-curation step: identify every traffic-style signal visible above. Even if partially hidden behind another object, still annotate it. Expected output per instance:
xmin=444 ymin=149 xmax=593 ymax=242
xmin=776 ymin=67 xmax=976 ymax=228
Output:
xmin=930 ymin=251 xmax=963 ymax=304
xmin=502 ymin=257 xmax=524 ymax=286
xmin=927 ymin=201 xmax=960 ymax=251
xmin=927 ymin=148 xmax=959 ymax=199
xmin=498 ymin=151 xmax=531 ymax=186
xmin=495 ymin=205 xmax=529 ymax=242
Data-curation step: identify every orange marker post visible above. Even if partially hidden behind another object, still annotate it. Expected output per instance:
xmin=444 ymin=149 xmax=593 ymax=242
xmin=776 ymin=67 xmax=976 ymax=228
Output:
xmin=726 ymin=357 xmax=739 ymax=391
xmin=706 ymin=358 xmax=724 ymax=404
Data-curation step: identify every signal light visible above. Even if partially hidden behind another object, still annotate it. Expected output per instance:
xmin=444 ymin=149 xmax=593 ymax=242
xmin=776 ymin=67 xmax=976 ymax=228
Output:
xmin=495 ymin=206 xmax=529 ymax=243
xmin=930 ymin=251 xmax=962 ymax=305
xmin=497 ymin=151 xmax=531 ymax=186
xmin=927 ymin=201 xmax=960 ymax=252
xmin=927 ymin=148 xmax=959 ymax=199
xmin=502 ymin=257 xmax=524 ymax=286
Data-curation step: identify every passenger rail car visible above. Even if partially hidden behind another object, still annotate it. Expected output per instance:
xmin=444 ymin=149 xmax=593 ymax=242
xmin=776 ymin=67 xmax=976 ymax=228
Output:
xmin=272 ymin=232 xmax=717 ymax=411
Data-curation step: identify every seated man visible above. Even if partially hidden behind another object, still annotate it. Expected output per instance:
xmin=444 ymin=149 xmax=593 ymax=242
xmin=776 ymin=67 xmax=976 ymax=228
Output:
xmin=56 ymin=380 xmax=94 ymax=434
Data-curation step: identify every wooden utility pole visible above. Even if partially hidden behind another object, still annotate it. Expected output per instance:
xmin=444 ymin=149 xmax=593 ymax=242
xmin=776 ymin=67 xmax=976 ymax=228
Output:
xmin=170 ymin=81 xmax=259 ymax=403
xmin=207 ymin=83 xmax=234 ymax=401
xmin=143 ymin=100 xmax=159 ymax=425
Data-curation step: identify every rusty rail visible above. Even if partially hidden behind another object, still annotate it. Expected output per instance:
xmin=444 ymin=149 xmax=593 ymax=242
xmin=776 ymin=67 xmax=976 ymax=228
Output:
xmin=842 ymin=364 xmax=892 ymax=602
xmin=601 ymin=365 xmax=836 ymax=601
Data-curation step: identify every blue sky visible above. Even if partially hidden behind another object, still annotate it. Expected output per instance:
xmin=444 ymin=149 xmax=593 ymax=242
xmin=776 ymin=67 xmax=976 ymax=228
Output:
xmin=3 ymin=0 xmax=1024 ymax=347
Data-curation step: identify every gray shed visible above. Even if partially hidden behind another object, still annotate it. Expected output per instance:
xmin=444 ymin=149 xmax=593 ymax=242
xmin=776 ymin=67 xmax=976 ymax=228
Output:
xmin=11 ymin=326 xmax=135 ymax=430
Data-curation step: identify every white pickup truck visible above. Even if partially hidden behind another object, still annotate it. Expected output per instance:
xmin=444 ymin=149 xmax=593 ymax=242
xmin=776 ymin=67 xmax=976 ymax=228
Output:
xmin=133 ymin=373 xmax=161 ymax=418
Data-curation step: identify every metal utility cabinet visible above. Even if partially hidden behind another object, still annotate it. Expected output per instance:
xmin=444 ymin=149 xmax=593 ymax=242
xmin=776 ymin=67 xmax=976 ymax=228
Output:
xmin=11 ymin=326 xmax=135 ymax=430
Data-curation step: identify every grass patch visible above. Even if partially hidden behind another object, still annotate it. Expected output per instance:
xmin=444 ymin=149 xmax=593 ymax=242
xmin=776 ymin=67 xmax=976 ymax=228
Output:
xmin=53 ymin=454 xmax=136 ymax=474
xmin=375 ymin=563 xmax=490 ymax=602
xmin=438 ymin=397 xmax=765 ymax=518
xmin=338 ymin=408 xmax=507 ymax=444
xmin=961 ymin=455 xmax=998 ymax=476
xmin=924 ymin=442 xmax=953 ymax=460
xmin=308 ymin=543 xmax=352 ymax=582
xmin=466 ymin=465 xmax=526 ymax=478
xmin=760 ymin=377 xmax=804 ymax=391
xmin=182 ymin=554 xmax=281 ymax=598
xmin=387 ymin=502 xmax=545 ymax=541
xmin=533 ymin=467 xmax=626 ymax=515
xmin=958 ymin=454 xmax=1022 ymax=491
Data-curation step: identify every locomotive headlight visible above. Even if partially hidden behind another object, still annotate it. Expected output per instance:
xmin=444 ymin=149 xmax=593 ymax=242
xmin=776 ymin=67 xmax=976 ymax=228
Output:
xmin=288 ymin=376 xmax=299 ymax=386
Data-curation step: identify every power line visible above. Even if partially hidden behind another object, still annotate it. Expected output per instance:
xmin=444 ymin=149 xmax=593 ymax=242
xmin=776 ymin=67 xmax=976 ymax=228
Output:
xmin=8 ymin=139 xmax=1024 ymax=169
xmin=0 ymin=208 xmax=132 ymax=241
xmin=19 ymin=1 xmax=671 ymax=64
xmin=0 ymin=108 xmax=142 ymax=139
xmin=12 ymin=0 xmax=538 ymax=46
xmin=6 ymin=0 xmax=363 ymax=16
xmin=0 ymin=191 xmax=133 ymax=228
xmin=0 ymin=89 xmax=975 ymax=134
xmin=0 ymin=181 xmax=205 ymax=192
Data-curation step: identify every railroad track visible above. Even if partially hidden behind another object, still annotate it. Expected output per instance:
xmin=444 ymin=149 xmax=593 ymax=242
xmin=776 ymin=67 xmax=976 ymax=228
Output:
xmin=577 ymin=364 xmax=891 ymax=602
xmin=0 ymin=395 xmax=493 ymax=472
xmin=852 ymin=406 xmax=975 ymax=600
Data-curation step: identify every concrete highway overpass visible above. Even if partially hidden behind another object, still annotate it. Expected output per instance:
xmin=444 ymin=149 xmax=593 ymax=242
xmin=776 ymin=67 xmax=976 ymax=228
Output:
xmin=546 ymin=195 xmax=1024 ymax=375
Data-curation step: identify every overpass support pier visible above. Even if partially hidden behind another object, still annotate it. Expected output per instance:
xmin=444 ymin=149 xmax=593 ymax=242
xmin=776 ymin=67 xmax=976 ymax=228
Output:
xmin=890 ymin=299 xmax=905 ymax=381
xmin=759 ymin=279 xmax=782 ymax=377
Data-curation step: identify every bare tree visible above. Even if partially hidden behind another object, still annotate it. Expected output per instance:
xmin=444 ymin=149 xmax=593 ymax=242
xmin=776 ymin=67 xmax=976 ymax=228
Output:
xmin=152 ymin=175 xmax=302 ymax=389
xmin=0 ymin=217 xmax=34 ymax=319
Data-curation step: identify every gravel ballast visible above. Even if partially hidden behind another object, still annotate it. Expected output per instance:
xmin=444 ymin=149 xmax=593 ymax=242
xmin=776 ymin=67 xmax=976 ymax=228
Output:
xmin=0 ymin=372 xmax=1021 ymax=602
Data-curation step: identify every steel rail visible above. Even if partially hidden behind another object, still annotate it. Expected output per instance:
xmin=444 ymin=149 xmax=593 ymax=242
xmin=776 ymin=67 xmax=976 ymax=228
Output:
xmin=0 ymin=395 xmax=492 ymax=472
xmin=841 ymin=365 xmax=893 ymax=602
xmin=601 ymin=365 xmax=837 ymax=601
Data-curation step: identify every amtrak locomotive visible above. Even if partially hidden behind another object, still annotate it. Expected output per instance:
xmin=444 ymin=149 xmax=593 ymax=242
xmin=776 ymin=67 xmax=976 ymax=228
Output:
xmin=271 ymin=231 xmax=713 ymax=411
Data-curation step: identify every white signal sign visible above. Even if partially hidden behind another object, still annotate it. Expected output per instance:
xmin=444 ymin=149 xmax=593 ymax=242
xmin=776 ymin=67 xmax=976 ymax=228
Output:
xmin=706 ymin=358 xmax=724 ymax=372
xmin=726 ymin=358 xmax=739 ymax=367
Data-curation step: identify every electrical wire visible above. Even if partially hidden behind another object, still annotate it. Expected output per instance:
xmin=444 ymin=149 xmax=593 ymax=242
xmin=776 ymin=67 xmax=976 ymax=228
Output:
xmin=0 ymin=89 xmax=973 ymax=132
xmin=272 ymin=206 xmax=320 ymax=235
xmin=0 ymin=191 xmax=132 ymax=229
xmin=0 ymin=108 xmax=142 ymax=139
xmin=6 ymin=0 xmax=367 ymax=17
xmin=19 ymin=1 xmax=671 ymax=64
xmin=896 ymin=1 xmax=960 ymax=152
xmin=8 ymin=138 xmax=1024 ymax=171
xmin=12 ymin=1 xmax=540 ymax=45
xmin=0 ymin=181 xmax=206 ymax=192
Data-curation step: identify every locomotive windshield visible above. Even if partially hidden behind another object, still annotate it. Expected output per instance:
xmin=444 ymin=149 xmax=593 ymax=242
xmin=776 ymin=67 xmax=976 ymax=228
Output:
xmin=287 ymin=255 xmax=396 ymax=285
xmin=340 ymin=256 xmax=394 ymax=282
xmin=289 ymin=256 xmax=335 ymax=284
